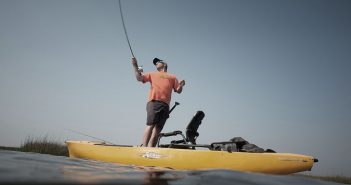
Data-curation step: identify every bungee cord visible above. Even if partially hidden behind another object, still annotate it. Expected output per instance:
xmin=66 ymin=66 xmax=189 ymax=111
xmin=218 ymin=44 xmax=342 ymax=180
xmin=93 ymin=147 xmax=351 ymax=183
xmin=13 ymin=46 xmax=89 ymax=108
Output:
xmin=118 ymin=0 xmax=135 ymax=58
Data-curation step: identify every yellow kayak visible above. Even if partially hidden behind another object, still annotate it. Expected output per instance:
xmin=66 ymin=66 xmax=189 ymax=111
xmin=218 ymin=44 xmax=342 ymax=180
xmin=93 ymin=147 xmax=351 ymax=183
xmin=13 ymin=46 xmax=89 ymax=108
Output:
xmin=66 ymin=140 xmax=317 ymax=175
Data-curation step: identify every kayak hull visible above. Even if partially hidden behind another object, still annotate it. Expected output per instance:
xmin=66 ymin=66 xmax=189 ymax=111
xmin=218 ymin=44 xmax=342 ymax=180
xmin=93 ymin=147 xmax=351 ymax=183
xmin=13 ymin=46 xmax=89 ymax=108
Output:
xmin=66 ymin=140 xmax=316 ymax=175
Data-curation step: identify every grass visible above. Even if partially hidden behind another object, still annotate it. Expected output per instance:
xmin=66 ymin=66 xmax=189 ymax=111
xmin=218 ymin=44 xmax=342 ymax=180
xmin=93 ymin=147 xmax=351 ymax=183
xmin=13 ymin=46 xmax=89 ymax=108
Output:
xmin=0 ymin=136 xmax=68 ymax=156
xmin=19 ymin=136 xmax=68 ymax=157
xmin=299 ymin=174 xmax=351 ymax=184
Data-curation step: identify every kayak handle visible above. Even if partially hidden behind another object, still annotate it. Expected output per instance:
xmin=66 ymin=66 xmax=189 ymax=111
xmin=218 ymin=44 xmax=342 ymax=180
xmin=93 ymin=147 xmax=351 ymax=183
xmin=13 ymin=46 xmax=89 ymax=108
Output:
xmin=160 ymin=130 xmax=182 ymax=137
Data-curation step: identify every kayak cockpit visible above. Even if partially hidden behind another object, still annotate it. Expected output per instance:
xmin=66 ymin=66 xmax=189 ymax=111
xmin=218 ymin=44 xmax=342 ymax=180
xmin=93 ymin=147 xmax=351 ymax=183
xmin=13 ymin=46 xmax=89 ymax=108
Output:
xmin=157 ymin=110 xmax=275 ymax=153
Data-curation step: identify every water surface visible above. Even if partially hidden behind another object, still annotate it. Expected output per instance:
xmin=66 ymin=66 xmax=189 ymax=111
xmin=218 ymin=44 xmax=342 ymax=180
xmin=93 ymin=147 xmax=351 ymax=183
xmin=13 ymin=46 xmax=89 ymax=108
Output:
xmin=0 ymin=150 xmax=337 ymax=185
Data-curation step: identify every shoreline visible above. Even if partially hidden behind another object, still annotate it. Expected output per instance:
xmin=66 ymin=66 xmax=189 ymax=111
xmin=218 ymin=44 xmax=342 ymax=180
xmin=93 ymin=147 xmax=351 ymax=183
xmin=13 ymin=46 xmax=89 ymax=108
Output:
xmin=0 ymin=136 xmax=68 ymax=157
xmin=0 ymin=146 xmax=20 ymax=151
xmin=297 ymin=174 xmax=351 ymax=184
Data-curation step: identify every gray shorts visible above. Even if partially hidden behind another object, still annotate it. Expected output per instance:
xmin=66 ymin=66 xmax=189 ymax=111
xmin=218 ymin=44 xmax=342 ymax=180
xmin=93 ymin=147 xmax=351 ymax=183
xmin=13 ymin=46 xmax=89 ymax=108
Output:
xmin=146 ymin=100 xmax=169 ymax=129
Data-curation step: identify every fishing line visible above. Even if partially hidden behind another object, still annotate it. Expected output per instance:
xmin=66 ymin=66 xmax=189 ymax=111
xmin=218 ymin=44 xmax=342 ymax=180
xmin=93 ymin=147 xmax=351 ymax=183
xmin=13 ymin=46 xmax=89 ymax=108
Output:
xmin=118 ymin=0 xmax=135 ymax=58
xmin=65 ymin=128 xmax=117 ymax=145
xmin=65 ymin=1 xmax=134 ymax=146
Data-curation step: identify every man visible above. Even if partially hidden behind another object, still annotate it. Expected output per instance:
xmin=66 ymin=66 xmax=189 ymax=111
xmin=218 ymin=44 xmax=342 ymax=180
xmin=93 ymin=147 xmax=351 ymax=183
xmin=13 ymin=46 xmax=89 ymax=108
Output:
xmin=132 ymin=57 xmax=185 ymax=147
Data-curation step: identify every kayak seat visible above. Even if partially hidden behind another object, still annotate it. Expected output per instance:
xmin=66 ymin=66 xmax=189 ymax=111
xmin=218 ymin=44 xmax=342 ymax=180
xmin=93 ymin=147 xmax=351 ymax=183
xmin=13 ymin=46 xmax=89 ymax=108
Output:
xmin=157 ymin=110 xmax=205 ymax=148
xmin=185 ymin=111 xmax=205 ymax=144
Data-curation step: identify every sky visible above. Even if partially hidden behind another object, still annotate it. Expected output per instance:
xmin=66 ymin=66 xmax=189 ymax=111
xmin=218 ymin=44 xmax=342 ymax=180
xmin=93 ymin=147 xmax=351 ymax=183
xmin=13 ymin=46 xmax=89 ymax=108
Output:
xmin=0 ymin=0 xmax=350 ymax=176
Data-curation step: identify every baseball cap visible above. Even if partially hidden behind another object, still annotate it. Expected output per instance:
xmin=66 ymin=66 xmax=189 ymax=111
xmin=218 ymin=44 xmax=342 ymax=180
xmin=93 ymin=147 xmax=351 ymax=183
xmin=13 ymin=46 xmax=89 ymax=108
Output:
xmin=153 ymin=58 xmax=163 ymax=65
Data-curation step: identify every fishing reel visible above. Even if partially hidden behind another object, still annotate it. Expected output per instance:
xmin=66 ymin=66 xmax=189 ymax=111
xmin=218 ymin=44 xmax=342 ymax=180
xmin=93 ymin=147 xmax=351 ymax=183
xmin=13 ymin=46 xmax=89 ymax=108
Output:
xmin=137 ymin=66 xmax=143 ymax=74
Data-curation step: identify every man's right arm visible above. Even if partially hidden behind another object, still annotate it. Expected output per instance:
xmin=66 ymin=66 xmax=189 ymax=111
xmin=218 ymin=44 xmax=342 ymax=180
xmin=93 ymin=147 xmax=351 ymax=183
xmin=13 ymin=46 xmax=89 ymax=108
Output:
xmin=131 ymin=57 xmax=143 ymax=82
xmin=175 ymin=80 xmax=185 ymax=94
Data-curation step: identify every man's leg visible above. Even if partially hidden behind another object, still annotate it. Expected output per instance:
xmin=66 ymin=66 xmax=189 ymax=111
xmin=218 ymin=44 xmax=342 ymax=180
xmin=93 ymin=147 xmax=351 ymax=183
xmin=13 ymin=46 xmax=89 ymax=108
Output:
xmin=142 ymin=125 xmax=154 ymax=147
xmin=148 ymin=126 xmax=162 ymax=147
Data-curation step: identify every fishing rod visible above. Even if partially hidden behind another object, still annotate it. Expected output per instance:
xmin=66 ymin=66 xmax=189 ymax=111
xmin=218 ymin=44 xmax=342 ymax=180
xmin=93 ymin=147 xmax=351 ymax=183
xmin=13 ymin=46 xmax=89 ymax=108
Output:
xmin=65 ymin=128 xmax=117 ymax=145
xmin=118 ymin=0 xmax=135 ymax=58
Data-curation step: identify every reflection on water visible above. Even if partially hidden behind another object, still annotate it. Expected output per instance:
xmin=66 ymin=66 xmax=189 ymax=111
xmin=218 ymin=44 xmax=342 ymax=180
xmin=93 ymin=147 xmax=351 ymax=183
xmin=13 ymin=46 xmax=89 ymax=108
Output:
xmin=0 ymin=150 xmax=336 ymax=185
xmin=142 ymin=170 xmax=186 ymax=185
